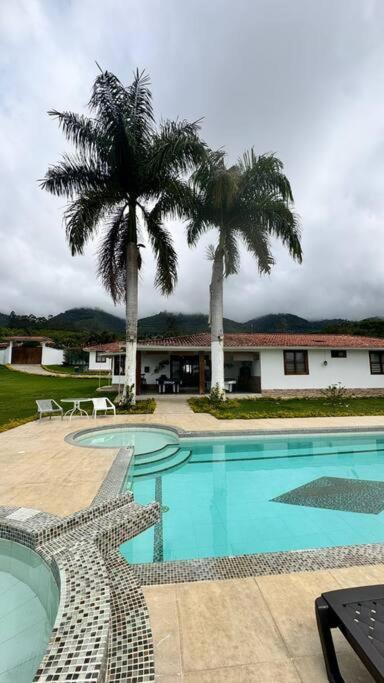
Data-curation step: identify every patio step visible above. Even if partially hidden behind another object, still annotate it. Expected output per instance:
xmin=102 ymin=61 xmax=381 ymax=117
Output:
xmin=133 ymin=448 xmax=191 ymax=478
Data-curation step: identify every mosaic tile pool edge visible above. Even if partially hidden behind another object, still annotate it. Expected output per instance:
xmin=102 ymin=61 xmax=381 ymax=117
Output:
xmin=0 ymin=477 xmax=160 ymax=682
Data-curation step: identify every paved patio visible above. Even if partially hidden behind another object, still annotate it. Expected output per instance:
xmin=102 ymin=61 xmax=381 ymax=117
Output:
xmin=144 ymin=565 xmax=382 ymax=681
xmin=1 ymin=403 xmax=384 ymax=680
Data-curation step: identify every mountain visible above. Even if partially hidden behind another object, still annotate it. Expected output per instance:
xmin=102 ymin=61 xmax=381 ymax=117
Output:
xmin=138 ymin=312 xmax=243 ymax=337
xmin=48 ymin=308 xmax=125 ymax=333
xmin=243 ymin=313 xmax=346 ymax=333
xmin=1 ymin=307 xmax=383 ymax=338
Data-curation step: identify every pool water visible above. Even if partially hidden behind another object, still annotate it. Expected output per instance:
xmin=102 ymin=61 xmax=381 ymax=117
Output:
xmin=120 ymin=431 xmax=384 ymax=563
xmin=0 ymin=539 xmax=59 ymax=682
xmin=74 ymin=426 xmax=178 ymax=454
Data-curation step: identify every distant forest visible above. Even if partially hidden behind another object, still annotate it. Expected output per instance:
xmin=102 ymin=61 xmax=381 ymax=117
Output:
xmin=1 ymin=308 xmax=384 ymax=348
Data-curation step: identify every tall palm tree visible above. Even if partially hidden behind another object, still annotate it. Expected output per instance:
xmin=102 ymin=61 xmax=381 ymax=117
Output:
xmin=188 ymin=149 xmax=302 ymax=395
xmin=41 ymin=68 xmax=206 ymax=402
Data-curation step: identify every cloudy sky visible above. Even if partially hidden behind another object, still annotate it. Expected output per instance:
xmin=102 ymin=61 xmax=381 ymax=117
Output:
xmin=1 ymin=0 xmax=384 ymax=323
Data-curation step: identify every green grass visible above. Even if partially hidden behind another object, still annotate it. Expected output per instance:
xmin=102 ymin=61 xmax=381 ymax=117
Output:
xmin=189 ymin=396 xmax=384 ymax=419
xmin=0 ymin=366 xmax=154 ymax=430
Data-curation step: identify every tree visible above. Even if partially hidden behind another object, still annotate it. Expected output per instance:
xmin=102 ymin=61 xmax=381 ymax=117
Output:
xmin=41 ymin=68 xmax=206 ymax=402
xmin=187 ymin=149 xmax=302 ymax=394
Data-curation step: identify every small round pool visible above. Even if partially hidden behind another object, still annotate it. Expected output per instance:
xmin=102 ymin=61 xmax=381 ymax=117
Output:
xmin=0 ymin=538 xmax=59 ymax=682
xmin=71 ymin=426 xmax=179 ymax=454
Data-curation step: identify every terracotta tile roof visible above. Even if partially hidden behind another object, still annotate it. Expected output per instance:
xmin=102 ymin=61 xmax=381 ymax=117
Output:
xmin=4 ymin=335 xmax=53 ymax=343
xmin=86 ymin=332 xmax=384 ymax=352
xmin=84 ymin=341 xmax=125 ymax=353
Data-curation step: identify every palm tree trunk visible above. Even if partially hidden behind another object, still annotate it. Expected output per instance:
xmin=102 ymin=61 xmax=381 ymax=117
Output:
xmin=210 ymin=247 xmax=225 ymax=395
xmin=123 ymin=205 xmax=138 ymax=403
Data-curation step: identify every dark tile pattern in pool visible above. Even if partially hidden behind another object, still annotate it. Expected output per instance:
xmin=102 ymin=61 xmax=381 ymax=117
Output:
xmin=271 ymin=476 xmax=384 ymax=514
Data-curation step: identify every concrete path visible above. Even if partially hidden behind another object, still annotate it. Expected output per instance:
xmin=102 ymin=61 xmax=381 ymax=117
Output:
xmin=11 ymin=364 xmax=54 ymax=376
xmin=154 ymin=395 xmax=194 ymax=416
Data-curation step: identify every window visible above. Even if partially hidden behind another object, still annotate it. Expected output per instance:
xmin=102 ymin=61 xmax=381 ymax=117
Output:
xmin=284 ymin=350 xmax=309 ymax=375
xmin=95 ymin=351 xmax=106 ymax=363
xmin=331 ymin=350 xmax=347 ymax=358
xmin=369 ymin=351 xmax=384 ymax=374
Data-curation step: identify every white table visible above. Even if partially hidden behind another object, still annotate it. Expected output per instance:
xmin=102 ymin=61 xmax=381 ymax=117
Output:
xmin=224 ymin=380 xmax=236 ymax=393
xmin=61 ymin=398 xmax=93 ymax=419
xmin=158 ymin=380 xmax=180 ymax=394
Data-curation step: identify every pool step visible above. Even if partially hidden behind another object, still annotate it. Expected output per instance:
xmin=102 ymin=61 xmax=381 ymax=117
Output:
xmin=134 ymin=444 xmax=180 ymax=466
xmin=133 ymin=448 xmax=191 ymax=477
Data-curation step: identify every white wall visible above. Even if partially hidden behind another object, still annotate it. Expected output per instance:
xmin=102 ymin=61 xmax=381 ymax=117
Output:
xmin=88 ymin=350 xmax=112 ymax=371
xmin=0 ymin=348 xmax=7 ymax=365
xmin=141 ymin=352 xmax=170 ymax=384
xmin=260 ymin=348 xmax=384 ymax=390
xmin=42 ymin=346 xmax=64 ymax=366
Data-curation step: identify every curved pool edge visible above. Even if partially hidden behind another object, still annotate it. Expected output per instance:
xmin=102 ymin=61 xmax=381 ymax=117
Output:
xmin=64 ymin=422 xmax=183 ymax=450
xmin=0 ymin=492 xmax=160 ymax=682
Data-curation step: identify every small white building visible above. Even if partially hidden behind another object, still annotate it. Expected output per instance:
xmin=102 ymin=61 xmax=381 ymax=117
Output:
xmin=86 ymin=332 xmax=384 ymax=396
xmin=0 ymin=336 xmax=64 ymax=366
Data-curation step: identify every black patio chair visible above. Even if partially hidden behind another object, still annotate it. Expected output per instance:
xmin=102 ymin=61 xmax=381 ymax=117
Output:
xmin=315 ymin=585 xmax=384 ymax=682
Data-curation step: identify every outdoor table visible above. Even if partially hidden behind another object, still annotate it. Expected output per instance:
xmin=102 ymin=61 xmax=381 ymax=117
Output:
xmin=158 ymin=380 xmax=180 ymax=394
xmin=224 ymin=380 xmax=236 ymax=393
xmin=61 ymin=398 xmax=93 ymax=419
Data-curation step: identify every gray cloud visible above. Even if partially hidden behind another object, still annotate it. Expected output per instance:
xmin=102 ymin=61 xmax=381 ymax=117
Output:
xmin=1 ymin=0 xmax=384 ymax=322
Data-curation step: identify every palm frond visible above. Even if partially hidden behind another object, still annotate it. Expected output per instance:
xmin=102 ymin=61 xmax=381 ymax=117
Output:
xmin=97 ymin=206 xmax=127 ymax=302
xmin=222 ymin=229 xmax=240 ymax=276
xmin=239 ymin=150 xmax=293 ymax=203
xmin=143 ymin=205 xmax=177 ymax=295
xmin=47 ymin=110 xmax=107 ymax=159
xmin=41 ymin=154 xmax=109 ymax=198
xmin=150 ymin=119 xmax=206 ymax=176
xmin=64 ymin=191 xmax=117 ymax=254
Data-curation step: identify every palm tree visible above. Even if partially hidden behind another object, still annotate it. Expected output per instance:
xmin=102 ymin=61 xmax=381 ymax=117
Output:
xmin=41 ymin=68 xmax=206 ymax=402
xmin=187 ymin=149 xmax=302 ymax=395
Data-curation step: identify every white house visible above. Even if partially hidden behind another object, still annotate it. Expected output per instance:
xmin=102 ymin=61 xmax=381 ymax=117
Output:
xmin=87 ymin=349 xmax=112 ymax=372
xmin=85 ymin=332 xmax=384 ymax=396
xmin=0 ymin=336 xmax=64 ymax=366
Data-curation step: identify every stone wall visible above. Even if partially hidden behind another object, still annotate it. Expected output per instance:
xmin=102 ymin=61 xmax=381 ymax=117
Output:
xmin=262 ymin=388 xmax=384 ymax=398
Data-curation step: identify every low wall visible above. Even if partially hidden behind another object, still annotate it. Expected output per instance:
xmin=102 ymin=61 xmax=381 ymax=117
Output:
xmin=42 ymin=346 xmax=64 ymax=365
xmin=262 ymin=388 xmax=384 ymax=398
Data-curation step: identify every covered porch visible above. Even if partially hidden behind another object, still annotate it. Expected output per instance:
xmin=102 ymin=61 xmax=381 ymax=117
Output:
xmin=109 ymin=349 xmax=261 ymax=395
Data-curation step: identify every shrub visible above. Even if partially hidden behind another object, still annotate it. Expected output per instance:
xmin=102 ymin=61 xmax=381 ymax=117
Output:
xmin=320 ymin=382 xmax=347 ymax=402
xmin=209 ymin=383 xmax=225 ymax=406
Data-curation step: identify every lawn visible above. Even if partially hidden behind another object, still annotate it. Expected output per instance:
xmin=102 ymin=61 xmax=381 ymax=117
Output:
xmin=189 ymin=396 xmax=384 ymax=419
xmin=0 ymin=366 xmax=154 ymax=431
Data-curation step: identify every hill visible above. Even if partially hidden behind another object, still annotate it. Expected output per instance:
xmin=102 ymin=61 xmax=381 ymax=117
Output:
xmin=1 ymin=307 xmax=384 ymax=339
xmin=244 ymin=313 xmax=346 ymax=333
xmin=48 ymin=308 xmax=125 ymax=333
xmin=138 ymin=312 xmax=243 ymax=337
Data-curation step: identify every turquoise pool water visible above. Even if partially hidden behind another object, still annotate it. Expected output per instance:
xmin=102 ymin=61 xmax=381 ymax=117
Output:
xmin=74 ymin=426 xmax=178 ymax=454
xmin=0 ymin=539 xmax=59 ymax=682
xmin=120 ymin=431 xmax=384 ymax=563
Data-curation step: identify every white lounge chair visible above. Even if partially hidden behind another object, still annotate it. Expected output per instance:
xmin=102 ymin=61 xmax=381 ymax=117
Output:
xmin=92 ymin=397 xmax=116 ymax=419
xmin=36 ymin=399 xmax=63 ymax=421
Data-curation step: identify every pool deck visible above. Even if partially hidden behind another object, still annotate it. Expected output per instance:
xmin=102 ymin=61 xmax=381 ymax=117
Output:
xmin=1 ymin=403 xmax=384 ymax=680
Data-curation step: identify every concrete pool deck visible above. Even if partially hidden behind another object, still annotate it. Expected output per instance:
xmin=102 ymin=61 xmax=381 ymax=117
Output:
xmin=2 ymin=405 xmax=384 ymax=680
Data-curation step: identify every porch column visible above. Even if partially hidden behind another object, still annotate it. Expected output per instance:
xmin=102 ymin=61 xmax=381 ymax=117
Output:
xmin=198 ymin=352 xmax=205 ymax=395
xmin=136 ymin=350 xmax=141 ymax=396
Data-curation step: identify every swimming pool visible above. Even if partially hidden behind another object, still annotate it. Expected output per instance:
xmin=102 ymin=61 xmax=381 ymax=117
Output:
xmin=0 ymin=539 xmax=59 ymax=682
xmin=119 ymin=431 xmax=384 ymax=564
xmin=72 ymin=426 xmax=178 ymax=454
